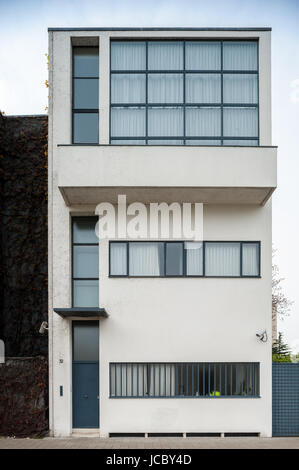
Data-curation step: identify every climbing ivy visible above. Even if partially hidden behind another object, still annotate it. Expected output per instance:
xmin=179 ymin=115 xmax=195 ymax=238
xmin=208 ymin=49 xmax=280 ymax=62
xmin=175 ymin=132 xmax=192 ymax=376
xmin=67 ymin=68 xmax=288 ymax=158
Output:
xmin=0 ymin=113 xmax=48 ymax=357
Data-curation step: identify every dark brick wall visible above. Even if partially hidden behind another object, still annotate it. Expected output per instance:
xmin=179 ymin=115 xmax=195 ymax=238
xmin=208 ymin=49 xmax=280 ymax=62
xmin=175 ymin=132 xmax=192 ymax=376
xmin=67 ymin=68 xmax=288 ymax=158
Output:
xmin=0 ymin=113 xmax=48 ymax=357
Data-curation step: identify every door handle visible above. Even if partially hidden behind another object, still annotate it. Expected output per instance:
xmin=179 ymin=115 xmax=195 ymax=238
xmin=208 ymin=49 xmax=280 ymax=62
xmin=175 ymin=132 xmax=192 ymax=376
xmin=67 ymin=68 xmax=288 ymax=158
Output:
xmin=83 ymin=394 xmax=88 ymax=398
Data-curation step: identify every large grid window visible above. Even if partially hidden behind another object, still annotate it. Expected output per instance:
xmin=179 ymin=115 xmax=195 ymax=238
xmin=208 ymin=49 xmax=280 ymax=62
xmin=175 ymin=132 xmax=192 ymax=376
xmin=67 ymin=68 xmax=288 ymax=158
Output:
xmin=72 ymin=217 xmax=99 ymax=307
xmin=110 ymin=362 xmax=260 ymax=398
xmin=73 ymin=47 xmax=99 ymax=144
xmin=110 ymin=40 xmax=258 ymax=145
xmin=109 ymin=241 xmax=260 ymax=277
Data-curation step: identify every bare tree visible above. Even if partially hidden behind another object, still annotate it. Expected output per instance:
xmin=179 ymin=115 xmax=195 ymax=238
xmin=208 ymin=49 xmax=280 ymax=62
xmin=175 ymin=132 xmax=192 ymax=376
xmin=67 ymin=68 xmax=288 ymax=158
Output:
xmin=272 ymin=249 xmax=293 ymax=342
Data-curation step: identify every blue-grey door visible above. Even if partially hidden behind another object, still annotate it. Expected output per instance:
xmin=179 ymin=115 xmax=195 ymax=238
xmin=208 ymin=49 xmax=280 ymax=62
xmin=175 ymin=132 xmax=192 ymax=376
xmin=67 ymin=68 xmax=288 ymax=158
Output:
xmin=72 ymin=322 xmax=99 ymax=428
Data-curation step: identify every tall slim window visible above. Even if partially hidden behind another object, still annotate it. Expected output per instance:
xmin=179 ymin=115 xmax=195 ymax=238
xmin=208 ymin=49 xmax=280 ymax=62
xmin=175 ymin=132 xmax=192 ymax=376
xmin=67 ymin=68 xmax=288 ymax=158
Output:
xmin=72 ymin=217 xmax=99 ymax=307
xmin=110 ymin=40 xmax=258 ymax=145
xmin=73 ymin=47 xmax=99 ymax=144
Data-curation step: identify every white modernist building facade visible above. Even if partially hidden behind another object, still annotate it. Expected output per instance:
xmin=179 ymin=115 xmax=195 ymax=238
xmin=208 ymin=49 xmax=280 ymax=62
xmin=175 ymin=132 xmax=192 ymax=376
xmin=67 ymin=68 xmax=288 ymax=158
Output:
xmin=48 ymin=27 xmax=277 ymax=437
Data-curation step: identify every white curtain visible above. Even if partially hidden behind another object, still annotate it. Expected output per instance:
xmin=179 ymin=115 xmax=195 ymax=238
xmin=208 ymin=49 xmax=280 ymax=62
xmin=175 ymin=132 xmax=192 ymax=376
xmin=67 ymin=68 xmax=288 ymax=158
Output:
xmin=111 ymin=107 xmax=145 ymax=137
xmin=223 ymin=74 xmax=257 ymax=104
xmin=186 ymin=139 xmax=220 ymax=145
xmin=205 ymin=242 xmax=240 ymax=276
xmin=129 ymin=242 xmax=164 ymax=276
xmin=185 ymin=242 xmax=203 ymax=275
xmin=186 ymin=73 xmax=221 ymax=103
xmin=110 ymin=243 xmax=127 ymax=275
xmin=148 ymin=74 xmax=183 ymax=103
xmin=223 ymin=41 xmax=258 ymax=71
xmin=148 ymin=364 xmax=176 ymax=397
xmin=111 ymin=74 xmax=145 ymax=103
xmin=111 ymin=139 xmax=145 ymax=145
xmin=186 ymin=107 xmax=221 ymax=137
xmin=148 ymin=41 xmax=183 ymax=70
xmin=147 ymin=140 xmax=183 ymax=145
xmin=148 ymin=107 xmax=184 ymax=137
xmin=110 ymin=41 xmax=146 ymax=70
xmin=242 ymin=243 xmax=259 ymax=276
xmin=185 ymin=41 xmax=221 ymax=70
xmin=223 ymin=140 xmax=258 ymax=146
xmin=223 ymin=107 xmax=258 ymax=137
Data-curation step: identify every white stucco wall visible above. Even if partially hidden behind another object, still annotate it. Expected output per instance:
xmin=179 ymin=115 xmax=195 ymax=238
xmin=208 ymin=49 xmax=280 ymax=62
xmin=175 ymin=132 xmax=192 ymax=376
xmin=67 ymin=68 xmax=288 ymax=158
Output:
xmin=48 ymin=28 xmax=274 ymax=437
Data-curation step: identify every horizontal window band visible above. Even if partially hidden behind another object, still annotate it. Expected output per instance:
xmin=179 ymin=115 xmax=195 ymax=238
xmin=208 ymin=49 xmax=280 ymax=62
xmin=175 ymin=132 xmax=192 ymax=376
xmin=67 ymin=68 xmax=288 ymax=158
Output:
xmin=110 ymin=70 xmax=258 ymax=74
xmin=109 ymin=241 xmax=261 ymax=278
xmin=110 ymin=136 xmax=259 ymax=140
xmin=110 ymin=362 xmax=260 ymax=399
xmin=110 ymin=103 xmax=259 ymax=108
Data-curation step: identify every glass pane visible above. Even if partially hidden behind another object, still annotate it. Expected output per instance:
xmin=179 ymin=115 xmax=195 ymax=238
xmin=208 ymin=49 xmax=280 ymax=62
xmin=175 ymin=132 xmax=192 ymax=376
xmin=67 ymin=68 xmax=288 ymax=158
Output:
xmin=111 ymin=74 xmax=146 ymax=104
xmin=111 ymin=107 xmax=145 ymax=137
xmin=242 ymin=243 xmax=259 ymax=276
xmin=186 ymin=107 xmax=221 ymax=137
xmin=73 ymin=322 xmax=99 ymax=361
xmin=147 ymin=140 xmax=183 ymax=145
xmin=223 ymin=41 xmax=258 ymax=71
xmin=148 ymin=74 xmax=183 ymax=103
xmin=73 ymin=78 xmax=98 ymax=109
xmin=129 ymin=242 xmax=164 ymax=276
xmin=223 ymin=74 xmax=258 ymax=104
xmin=110 ymin=41 xmax=146 ymax=70
xmin=223 ymin=107 xmax=258 ymax=137
xmin=185 ymin=41 xmax=221 ymax=70
xmin=73 ymin=113 xmax=98 ymax=143
xmin=186 ymin=139 xmax=221 ymax=145
xmin=110 ymin=243 xmax=127 ymax=275
xmin=73 ymin=218 xmax=98 ymax=244
xmin=73 ymin=245 xmax=99 ymax=278
xmin=185 ymin=242 xmax=203 ymax=275
xmin=205 ymin=242 xmax=240 ymax=276
xmin=73 ymin=280 xmax=99 ymax=307
xmin=223 ymin=139 xmax=258 ymax=146
xmin=148 ymin=41 xmax=183 ymax=70
xmin=73 ymin=47 xmax=99 ymax=77
xmin=148 ymin=107 xmax=183 ymax=137
xmin=166 ymin=243 xmax=183 ymax=275
xmin=111 ymin=139 xmax=146 ymax=145
xmin=186 ymin=74 xmax=221 ymax=104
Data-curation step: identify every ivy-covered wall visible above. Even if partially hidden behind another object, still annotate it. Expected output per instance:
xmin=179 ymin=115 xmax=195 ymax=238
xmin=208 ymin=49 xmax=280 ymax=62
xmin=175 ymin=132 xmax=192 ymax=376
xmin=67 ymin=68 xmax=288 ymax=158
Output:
xmin=0 ymin=113 xmax=48 ymax=357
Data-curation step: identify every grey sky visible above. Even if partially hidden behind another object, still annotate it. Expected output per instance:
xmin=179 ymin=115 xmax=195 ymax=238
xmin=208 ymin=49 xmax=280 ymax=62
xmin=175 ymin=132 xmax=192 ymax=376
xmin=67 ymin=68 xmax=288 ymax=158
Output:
xmin=1 ymin=0 xmax=298 ymax=351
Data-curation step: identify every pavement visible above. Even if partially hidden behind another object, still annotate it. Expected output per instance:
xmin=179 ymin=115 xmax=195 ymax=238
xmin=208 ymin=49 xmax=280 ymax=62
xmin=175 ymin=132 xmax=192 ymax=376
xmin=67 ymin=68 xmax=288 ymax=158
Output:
xmin=0 ymin=436 xmax=299 ymax=449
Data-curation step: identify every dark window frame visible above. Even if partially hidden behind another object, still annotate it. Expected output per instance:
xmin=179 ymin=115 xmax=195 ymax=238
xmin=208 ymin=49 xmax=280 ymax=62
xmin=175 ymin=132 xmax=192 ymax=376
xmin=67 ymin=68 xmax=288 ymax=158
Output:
xmin=72 ymin=216 xmax=99 ymax=307
xmin=110 ymin=39 xmax=259 ymax=145
xmin=109 ymin=362 xmax=260 ymax=398
xmin=72 ymin=46 xmax=99 ymax=144
xmin=109 ymin=240 xmax=261 ymax=278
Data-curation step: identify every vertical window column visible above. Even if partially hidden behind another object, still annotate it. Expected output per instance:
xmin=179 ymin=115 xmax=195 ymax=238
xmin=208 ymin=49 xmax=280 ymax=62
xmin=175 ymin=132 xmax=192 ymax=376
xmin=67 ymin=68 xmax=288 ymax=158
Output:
xmin=73 ymin=47 xmax=99 ymax=144
xmin=72 ymin=217 xmax=99 ymax=307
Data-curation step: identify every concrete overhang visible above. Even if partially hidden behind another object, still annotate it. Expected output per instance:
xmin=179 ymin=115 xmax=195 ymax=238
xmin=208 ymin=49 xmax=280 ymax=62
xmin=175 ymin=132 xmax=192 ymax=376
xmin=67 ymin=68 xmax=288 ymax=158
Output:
xmin=54 ymin=307 xmax=108 ymax=318
xmin=56 ymin=145 xmax=277 ymax=206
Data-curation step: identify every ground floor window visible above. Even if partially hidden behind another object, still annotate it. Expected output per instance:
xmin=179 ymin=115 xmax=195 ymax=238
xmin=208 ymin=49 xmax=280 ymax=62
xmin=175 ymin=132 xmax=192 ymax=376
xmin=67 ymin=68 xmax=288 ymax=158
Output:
xmin=109 ymin=362 xmax=260 ymax=398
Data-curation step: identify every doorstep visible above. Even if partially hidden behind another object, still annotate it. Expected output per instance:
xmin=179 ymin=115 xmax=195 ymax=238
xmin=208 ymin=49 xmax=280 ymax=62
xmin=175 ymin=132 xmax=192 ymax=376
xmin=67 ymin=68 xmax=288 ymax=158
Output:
xmin=72 ymin=429 xmax=100 ymax=438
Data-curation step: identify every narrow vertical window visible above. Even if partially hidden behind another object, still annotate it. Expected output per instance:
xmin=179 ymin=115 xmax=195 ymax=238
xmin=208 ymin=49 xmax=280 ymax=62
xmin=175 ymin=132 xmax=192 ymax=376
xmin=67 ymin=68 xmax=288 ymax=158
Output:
xmin=73 ymin=47 xmax=99 ymax=144
xmin=72 ymin=217 xmax=99 ymax=307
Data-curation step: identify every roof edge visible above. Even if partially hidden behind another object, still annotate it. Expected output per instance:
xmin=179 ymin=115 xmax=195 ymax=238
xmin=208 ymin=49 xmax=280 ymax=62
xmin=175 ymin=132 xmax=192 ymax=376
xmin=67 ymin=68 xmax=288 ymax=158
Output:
xmin=48 ymin=27 xmax=272 ymax=32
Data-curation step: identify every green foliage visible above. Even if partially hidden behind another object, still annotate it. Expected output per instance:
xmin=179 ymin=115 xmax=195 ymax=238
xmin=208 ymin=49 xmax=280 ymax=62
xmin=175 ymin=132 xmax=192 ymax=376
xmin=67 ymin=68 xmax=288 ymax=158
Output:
xmin=272 ymin=353 xmax=292 ymax=363
xmin=272 ymin=332 xmax=292 ymax=362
